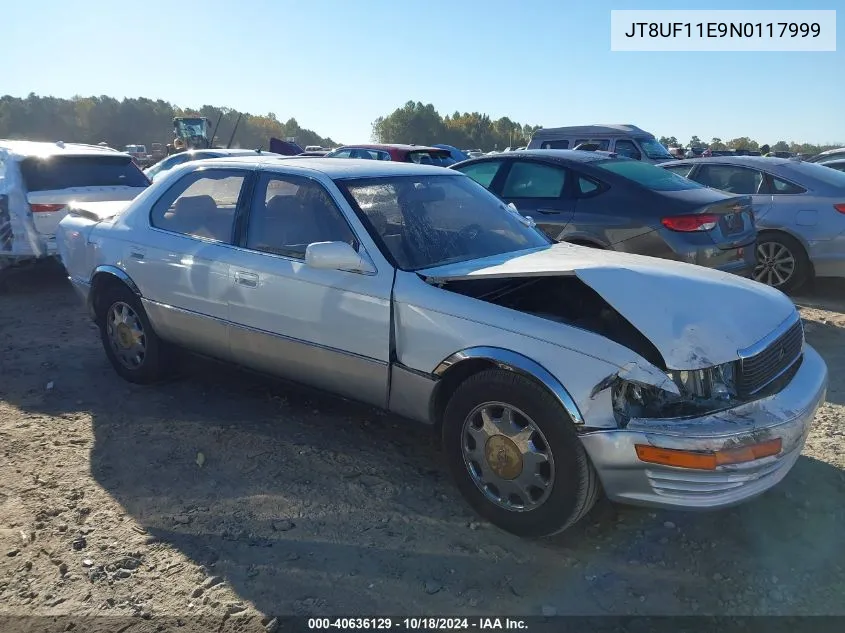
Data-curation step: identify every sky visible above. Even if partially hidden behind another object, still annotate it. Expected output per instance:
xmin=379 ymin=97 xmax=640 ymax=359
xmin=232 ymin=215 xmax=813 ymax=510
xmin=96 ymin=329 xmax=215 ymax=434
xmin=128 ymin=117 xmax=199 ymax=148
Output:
xmin=3 ymin=0 xmax=843 ymax=145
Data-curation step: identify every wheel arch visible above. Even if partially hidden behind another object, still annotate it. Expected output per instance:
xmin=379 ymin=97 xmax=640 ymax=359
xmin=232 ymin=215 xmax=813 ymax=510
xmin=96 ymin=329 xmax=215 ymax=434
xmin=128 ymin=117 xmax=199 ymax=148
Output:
xmin=429 ymin=346 xmax=585 ymax=432
xmin=88 ymin=265 xmax=142 ymax=323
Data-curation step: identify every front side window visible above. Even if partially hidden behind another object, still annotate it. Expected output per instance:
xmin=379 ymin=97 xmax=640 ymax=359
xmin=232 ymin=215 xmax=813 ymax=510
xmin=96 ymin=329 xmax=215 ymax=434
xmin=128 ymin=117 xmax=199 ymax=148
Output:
xmin=245 ymin=173 xmax=357 ymax=258
xmin=150 ymin=169 xmax=245 ymax=242
xmin=337 ymin=174 xmax=550 ymax=270
xmin=614 ymin=139 xmax=642 ymax=160
xmin=455 ymin=160 xmax=505 ymax=189
xmin=636 ymin=137 xmax=674 ymax=160
xmin=592 ymin=158 xmax=706 ymax=192
xmin=694 ymin=165 xmax=763 ymax=194
xmin=501 ymin=161 xmax=567 ymax=198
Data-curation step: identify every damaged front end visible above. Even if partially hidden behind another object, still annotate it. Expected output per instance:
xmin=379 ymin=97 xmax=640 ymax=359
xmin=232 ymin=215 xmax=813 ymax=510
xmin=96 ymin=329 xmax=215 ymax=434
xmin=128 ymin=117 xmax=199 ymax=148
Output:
xmin=605 ymin=360 xmax=744 ymax=427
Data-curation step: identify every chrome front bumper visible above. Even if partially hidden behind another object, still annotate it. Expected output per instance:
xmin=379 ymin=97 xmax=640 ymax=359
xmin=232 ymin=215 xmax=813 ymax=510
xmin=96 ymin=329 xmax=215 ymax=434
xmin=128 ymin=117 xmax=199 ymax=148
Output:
xmin=580 ymin=344 xmax=828 ymax=510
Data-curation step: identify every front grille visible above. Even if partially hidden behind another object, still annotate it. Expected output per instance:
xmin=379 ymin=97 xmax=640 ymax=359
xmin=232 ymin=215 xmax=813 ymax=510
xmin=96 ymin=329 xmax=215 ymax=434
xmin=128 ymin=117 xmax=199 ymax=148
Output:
xmin=736 ymin=318 xmax=803 ymax=397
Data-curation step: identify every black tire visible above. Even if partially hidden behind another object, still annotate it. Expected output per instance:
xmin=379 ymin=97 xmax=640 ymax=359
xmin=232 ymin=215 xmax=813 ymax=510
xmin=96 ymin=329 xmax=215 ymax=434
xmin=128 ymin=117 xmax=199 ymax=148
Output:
xmin=96 ymin=283 xmax=170 ymax=384
xmin=754 ymin=232 xmax=812 ymax=294
xmin=442 ymin=369 xmax=599 ymax=538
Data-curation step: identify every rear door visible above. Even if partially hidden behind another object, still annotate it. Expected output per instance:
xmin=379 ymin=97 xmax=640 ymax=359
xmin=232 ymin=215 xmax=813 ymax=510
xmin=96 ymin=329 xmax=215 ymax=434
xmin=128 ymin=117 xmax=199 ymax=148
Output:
xmin=21 ymin=154 xmax=149 ymax=246
xmin=125 ymin=167 xmax=251 ymax=361
xmin=490 ymin=159 xmax=575 ymax=240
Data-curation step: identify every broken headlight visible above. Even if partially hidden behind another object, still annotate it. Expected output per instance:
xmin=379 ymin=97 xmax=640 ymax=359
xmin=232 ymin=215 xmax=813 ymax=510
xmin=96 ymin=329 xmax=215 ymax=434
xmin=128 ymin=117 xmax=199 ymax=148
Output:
xmin=612 ymin=362 xmax=740 ymax=425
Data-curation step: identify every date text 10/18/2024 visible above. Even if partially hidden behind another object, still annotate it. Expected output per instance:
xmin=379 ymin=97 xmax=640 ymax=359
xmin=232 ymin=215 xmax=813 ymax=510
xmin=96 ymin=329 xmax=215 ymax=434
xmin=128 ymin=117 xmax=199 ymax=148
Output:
xmin=307 ymin=617 xmax=528 ymax=630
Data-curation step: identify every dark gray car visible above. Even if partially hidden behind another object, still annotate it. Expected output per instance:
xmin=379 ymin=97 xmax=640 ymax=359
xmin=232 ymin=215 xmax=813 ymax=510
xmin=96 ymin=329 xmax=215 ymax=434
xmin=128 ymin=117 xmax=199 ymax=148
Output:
xmin=451 ymin=150 xmax=757 ymax=277
xmin=661 ymin=156 xmax=845 ymax=292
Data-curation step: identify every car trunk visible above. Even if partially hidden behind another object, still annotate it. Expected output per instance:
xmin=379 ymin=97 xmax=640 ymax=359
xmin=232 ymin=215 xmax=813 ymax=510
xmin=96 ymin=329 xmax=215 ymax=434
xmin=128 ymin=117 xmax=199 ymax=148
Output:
xmin=660 ymin=190 xmax=756 ymax=250
xmin=20 ymin=155 xmax=149 ymax=238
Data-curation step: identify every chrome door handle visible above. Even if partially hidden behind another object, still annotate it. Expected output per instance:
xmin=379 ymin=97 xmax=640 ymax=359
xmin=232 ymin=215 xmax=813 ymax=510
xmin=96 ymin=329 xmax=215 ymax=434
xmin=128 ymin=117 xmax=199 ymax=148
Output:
xmin=234 ymin=271 xmax=259 ymax=288
xmin=129 ymin=248 xmax=145 ymax=260
xmin=535 ymin=208 xmax=561 ymax=215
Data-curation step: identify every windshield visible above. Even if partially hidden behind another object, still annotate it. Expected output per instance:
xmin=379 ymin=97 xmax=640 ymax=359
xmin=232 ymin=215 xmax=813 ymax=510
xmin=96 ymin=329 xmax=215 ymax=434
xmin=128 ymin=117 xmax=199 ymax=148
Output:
xmin=175 ymin=118 xmax=208 ymax=137
xmin=336 ymin=174 xmax=550 ymax=270
xmin=21 ymin=155 xmax=150 ymax=191
xmin=593 ymin=158 xmax=706 ymax=191
xmin=636 ymin=137 xmax=673 ymax=160
xmin=788 ymin=160 xmax=845 ymax=188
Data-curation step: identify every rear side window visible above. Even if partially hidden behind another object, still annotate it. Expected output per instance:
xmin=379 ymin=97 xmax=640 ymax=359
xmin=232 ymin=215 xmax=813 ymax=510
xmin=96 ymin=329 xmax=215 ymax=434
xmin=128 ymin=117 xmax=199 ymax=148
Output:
xmin=694 ymin=165 xmax=762 ymax=194
xmin=501 ymin=161 xmax=567 ymax=198
xmin=593 ymin=159 xmax=705 ymax=191
xmin=20 ymin=155 xmax=150 ymax=191
xmin=150 ymin=169 xmax=246 ymax=242
xmin=455 ymin=160 xmax=504 ymax=189
xmin=539 ymin=140 xmax=569 ymax=149
xmin=407 ymin=151 xmax=453 ymax=166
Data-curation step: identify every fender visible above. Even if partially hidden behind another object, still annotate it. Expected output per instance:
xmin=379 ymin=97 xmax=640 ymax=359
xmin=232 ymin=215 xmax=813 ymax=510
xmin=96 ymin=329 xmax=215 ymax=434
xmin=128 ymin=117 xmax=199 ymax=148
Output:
xmin=432 ymin=346 xmax=585 ymax=426
xmin=87 ymin=265 xmax=141 ymax=318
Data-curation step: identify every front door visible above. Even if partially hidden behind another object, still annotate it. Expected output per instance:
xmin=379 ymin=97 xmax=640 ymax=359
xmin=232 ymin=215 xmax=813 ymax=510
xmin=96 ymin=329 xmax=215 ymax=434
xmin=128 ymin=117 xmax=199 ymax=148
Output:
xmin=226 ymin=170 xmax=393 ymax=408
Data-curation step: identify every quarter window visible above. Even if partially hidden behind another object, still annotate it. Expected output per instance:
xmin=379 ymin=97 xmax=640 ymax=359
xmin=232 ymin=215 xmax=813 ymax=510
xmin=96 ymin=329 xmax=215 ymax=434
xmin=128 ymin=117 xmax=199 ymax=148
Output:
xmin=245 ymin=173 xmax=357 ymax=258
xmin=577 ymin=176 xmax=601 ymax=196
xmin=150 ymin=169 xmax=245 ymax=242
xmin=694 ymin=165 xmax=763 ymax=195
xmin=769 ymin=176 xmax=806 ymax=194
xmin=501 ymin=161 xmax=567 ymax=198
xmin=456 ymin=160 xmax=504 ymax=189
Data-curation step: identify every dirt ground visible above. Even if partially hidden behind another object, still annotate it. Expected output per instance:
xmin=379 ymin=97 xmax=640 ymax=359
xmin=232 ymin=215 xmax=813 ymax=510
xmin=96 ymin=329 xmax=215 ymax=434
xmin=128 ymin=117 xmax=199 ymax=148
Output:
xmin=1 ymin=265 xmax=844 ymax=630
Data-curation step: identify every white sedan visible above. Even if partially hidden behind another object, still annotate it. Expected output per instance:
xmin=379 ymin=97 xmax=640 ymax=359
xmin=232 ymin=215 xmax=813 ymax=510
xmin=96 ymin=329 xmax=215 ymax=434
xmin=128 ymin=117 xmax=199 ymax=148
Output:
xmin=56 ymin=157 xmax=828 ymax=538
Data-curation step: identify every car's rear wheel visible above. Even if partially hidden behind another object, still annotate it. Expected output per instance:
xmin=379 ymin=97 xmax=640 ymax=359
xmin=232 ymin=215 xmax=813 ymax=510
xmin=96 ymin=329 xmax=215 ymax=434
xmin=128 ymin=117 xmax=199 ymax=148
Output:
xmin=97 ymin=284 xmax=170 ymax=384
xmin=442 ymin=369 xmax=599 ymax=538
xmin=753 ymin=233 xmax=811 ymax=293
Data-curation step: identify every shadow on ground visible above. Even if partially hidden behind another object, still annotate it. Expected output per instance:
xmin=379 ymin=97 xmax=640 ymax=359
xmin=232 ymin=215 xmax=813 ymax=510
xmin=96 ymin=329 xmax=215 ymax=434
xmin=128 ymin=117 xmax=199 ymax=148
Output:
xmin=1 ymin=267 xmax=844 ymax=616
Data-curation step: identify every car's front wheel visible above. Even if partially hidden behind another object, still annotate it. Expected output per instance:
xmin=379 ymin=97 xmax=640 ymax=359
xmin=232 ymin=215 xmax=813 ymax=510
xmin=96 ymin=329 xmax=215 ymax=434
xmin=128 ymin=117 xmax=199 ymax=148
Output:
xmin=97 ymin=284 xmax=170 ymax=384
xmin=442 ymin=369 xmax=599 ymax=538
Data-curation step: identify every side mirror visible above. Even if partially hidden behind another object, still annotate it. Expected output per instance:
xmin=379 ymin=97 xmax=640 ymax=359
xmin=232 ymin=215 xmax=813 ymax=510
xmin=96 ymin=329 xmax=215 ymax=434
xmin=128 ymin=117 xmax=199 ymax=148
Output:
xmin=305 ymin=241 xmax=376 ymax=274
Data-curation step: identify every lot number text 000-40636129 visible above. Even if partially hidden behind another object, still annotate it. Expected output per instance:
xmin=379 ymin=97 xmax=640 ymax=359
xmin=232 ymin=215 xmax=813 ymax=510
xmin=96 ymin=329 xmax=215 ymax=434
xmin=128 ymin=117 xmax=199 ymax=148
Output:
xmin=610 ymin=10 xmax=836 ymax=52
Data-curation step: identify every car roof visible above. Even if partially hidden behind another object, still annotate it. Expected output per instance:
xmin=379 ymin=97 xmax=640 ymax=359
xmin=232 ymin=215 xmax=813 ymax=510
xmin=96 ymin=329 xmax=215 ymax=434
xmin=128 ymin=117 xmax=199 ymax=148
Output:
xmin=200 ymin=156 xmax=460 ymax=178
xmin=462 ymin=149 xmax=615 ymax=164
xmin=531 ymin=124 xmax=652 ymax=137
xmin=335 ymin=143 xmax=444 ymax=152
xmin=661 ymin=156 xmax=800 ymax=168
xmin=0 ymin=139 xmax=130 ymax=160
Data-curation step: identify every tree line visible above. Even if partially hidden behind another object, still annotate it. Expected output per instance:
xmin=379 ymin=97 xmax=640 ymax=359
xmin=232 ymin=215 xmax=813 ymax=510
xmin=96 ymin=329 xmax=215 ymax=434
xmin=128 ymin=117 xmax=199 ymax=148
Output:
xmin=0 ymin=93 xmax=338 ymax=151
xmin=372 ymin=101 xmax=542 ymax=150
xmin=658 ymin=135 xmax=837 ymax=156
xmin=0 ymin=94 xmax=839 ymax=156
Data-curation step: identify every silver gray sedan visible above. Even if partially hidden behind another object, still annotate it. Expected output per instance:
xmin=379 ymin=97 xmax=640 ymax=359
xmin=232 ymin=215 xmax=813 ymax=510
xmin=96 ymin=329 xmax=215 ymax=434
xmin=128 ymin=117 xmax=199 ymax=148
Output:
xmin=661 ymin=157 xmax=845 ymax=292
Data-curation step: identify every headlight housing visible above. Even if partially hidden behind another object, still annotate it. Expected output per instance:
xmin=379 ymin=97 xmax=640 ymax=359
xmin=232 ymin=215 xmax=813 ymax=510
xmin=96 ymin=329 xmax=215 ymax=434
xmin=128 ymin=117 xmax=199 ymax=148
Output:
xmin=612 ymin=361 xmax=740 ymax=425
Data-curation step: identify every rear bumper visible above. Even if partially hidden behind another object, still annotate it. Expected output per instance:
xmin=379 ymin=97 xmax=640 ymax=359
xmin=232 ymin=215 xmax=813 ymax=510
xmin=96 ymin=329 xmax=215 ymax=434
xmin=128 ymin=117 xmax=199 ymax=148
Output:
xmin=580 ymin=344 xmax=827 ymax=510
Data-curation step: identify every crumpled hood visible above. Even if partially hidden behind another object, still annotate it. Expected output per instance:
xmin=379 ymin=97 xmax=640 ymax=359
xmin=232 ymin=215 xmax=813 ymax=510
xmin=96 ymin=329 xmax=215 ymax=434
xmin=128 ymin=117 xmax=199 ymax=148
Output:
xmin=419 ymin=243 xmax=797 ymax=370
xmin=66 ymin=200 xmax=132 ymax=221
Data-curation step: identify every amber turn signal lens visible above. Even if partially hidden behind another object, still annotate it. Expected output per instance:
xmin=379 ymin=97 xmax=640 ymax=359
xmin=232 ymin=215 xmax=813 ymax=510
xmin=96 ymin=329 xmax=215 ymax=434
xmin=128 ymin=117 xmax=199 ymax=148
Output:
xmin=635 ymin=438 xmax=782 ymax=470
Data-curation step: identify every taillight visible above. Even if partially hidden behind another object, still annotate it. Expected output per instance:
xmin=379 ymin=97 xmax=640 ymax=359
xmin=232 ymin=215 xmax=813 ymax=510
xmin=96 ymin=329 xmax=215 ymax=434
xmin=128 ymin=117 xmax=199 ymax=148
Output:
xmin=30 ymin=203 xmax=66 ymax=213
xmin=834 ymin=204 xmax=845 ymax=214
xmin=661 ymin=214 xmax=718 ymax=232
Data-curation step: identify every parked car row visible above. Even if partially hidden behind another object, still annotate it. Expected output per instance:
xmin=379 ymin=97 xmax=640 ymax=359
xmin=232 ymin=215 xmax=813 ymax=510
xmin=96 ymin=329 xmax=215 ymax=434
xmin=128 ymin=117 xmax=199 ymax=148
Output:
xmin=54 ymin=155 xmax=829 ymax=538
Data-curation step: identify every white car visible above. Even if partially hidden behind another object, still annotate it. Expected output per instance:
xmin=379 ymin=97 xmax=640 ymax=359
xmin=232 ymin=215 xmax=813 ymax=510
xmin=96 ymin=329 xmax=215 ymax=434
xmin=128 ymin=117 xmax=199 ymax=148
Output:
xmin=57 ymin=157 xmax=828 ymax=538
xmin=0 ymin=140 xmax=149 ymax=276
